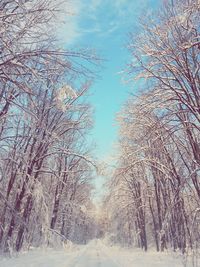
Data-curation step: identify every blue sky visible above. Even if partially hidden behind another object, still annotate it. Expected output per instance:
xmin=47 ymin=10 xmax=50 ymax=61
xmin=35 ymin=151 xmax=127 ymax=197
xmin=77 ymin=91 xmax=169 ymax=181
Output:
xmin=60 ymin=0 xmax=159 ymax=160
xmin=59 ymin=0 xmax=160 ymax=200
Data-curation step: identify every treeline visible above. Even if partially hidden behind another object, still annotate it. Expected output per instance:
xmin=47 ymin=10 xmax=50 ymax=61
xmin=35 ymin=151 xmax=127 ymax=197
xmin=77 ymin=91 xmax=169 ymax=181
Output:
xmin=105 ymin=0 xmax=200 ymax=256
xmin=0 ymin=0 xmax=98 ymax=253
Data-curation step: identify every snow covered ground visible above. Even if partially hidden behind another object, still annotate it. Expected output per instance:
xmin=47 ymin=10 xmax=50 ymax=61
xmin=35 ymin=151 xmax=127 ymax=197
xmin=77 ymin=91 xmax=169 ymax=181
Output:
xmin=0 ymin=240 xmax=194 ymax=267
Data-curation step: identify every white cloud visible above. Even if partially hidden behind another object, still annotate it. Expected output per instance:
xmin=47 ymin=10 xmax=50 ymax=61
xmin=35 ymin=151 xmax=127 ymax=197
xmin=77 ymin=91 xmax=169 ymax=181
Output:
xmin=55 ymin=0 xmax=147 ymax=46
xmin=55 ymin=0 xmax=83 ymax=46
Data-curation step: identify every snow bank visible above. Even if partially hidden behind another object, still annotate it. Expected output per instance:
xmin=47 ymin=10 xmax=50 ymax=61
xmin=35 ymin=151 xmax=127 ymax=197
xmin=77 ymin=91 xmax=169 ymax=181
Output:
xmin=0 ymin=240 xmax=195 ymax=267
xmin=0 ymin=245 xmax=81 ymax=267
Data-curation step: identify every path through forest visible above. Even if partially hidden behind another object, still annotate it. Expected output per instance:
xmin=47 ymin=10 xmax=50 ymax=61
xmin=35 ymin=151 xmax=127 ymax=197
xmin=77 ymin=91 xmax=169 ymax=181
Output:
xmin=0 ymin=240 xmax=187 ymax=267
xmin=66 ymin=242 xmax=120 ymax=267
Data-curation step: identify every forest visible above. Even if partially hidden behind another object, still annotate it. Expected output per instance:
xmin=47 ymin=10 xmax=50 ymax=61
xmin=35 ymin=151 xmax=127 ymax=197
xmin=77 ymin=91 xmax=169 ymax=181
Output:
xmin=0 ymin=0 xmax=199 ymax=266
xmin=105 ymin=0 xmax=200 ymax=255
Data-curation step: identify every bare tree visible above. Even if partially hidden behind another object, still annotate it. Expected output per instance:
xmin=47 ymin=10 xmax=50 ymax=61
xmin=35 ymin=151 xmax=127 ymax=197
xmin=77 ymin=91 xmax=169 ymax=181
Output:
xmin=107 ymin=1 xmax=199 ymax=256
xmin=0 ymin=0 xmax=99 ymax=253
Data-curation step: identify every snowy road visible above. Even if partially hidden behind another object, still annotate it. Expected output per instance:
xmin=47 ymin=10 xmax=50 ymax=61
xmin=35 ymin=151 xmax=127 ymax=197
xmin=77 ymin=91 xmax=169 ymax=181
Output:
xmin=67 ymin=242 xmax=120 ymax=267
xmin=0 ymin=240 xmax=188 ymax=267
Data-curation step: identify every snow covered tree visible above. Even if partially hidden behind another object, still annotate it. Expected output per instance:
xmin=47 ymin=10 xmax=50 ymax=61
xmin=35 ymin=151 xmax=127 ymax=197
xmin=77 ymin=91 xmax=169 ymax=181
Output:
xmin=107 ymin=0 xmax=200 ymax=256
xmin=0 ymin=0 xmax=99 ymax=253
